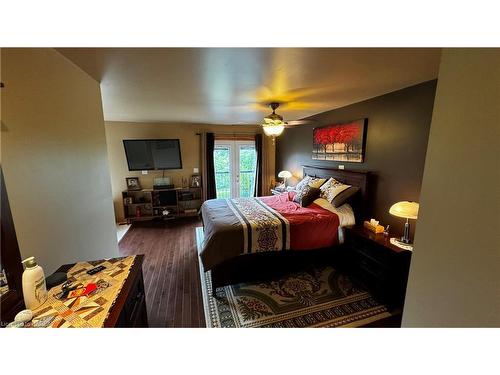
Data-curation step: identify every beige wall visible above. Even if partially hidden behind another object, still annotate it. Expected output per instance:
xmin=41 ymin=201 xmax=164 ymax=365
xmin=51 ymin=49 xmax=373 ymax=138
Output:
xmin=402 ymin=49 xmax=500 ymax=327
xmin=105 ymin=121 xmax=275 ymax=222
xmin=1 ymin=48 xmax=118 ymax=274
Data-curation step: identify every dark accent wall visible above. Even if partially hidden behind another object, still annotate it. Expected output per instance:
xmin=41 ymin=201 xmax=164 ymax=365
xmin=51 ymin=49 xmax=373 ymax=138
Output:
xmin=276 ymin=80 xmax=437 ymax=237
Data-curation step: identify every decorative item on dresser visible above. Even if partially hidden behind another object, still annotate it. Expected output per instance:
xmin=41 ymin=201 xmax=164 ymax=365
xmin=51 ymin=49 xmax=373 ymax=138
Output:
xmin=343 ymin=225 xmax=412 ymax=309
xmin=190 ymin=174 xmax=201 ymax=188
xmin=154 ymin=176 xmax=173 ymax=190
xmin=126 ymin=177 xmax=141 ymax=191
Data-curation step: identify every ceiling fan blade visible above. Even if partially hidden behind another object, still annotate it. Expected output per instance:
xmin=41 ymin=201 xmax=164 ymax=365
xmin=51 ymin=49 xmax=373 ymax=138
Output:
xmin=285 ymin=119 xmax=317 ymax=127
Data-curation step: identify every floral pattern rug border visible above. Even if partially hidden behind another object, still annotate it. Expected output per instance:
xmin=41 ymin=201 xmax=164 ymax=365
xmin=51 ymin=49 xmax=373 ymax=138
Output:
xmin=196 ymin=227 xmax=392 ymax=328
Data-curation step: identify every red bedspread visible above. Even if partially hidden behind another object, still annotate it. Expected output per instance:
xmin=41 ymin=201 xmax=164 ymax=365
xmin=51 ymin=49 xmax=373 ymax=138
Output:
xmin=260 ymin=192 xmax=340 ymax=249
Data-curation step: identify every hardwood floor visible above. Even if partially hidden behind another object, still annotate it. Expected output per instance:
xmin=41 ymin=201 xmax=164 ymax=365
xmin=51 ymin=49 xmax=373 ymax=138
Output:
xmin=118 ymin=217 xmax=401 ymax=328
xmin=118 ymin=218 xmax=205 ymax=327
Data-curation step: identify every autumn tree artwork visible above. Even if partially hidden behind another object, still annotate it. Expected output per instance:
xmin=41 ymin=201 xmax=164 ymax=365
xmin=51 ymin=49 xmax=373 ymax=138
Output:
xmin=312 ymin=119 xmax=367 ymax=162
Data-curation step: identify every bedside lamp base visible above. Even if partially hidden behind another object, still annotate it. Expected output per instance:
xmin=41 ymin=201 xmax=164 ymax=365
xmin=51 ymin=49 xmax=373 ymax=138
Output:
xmin=390 ymin=237 xmax=413 ymax=251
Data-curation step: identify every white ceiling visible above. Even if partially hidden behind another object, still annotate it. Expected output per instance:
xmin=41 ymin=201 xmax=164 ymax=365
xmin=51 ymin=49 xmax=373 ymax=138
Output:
xmin=58 ymin=48 xmax=441 ymax=125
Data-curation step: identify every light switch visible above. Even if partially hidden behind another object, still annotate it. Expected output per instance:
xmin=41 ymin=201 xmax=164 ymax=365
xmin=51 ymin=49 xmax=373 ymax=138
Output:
xmin=142 ymin=170 xmax=148 ymax=175
xmin=338 ymin=165 xmax=345 ymax=170
xmin=193 ymin=168 xmax=199 ymax=174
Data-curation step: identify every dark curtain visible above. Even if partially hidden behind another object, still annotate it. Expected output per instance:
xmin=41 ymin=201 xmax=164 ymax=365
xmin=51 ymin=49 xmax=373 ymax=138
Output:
xmin=254 ymin=134 xmax=263 ymax=197
xmin=205 ymin=132 xmax=217 ymax=200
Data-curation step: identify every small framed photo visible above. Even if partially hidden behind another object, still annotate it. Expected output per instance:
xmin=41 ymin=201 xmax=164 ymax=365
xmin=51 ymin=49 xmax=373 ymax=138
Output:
xmin=190 ymin=175 xmax=201 ymax=188
xmin=126 ymin=177 xmax=141 ymax=191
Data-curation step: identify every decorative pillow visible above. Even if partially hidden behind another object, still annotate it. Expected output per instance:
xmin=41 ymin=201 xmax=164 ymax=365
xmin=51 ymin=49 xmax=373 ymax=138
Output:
xmin=331 ymin=186 xmax=360 ymax=207
xmin=319 ymin=178 xmax=337 ymax=195
xmin=293 ymin=185 xmax=320 ymax=207
xmin=308 ymin=178 xmax=327 ymax=189
xmin=320 ymin=178 xmax=359 ymax=207
xmin=294 ymin=176 xmax=312 ymax=192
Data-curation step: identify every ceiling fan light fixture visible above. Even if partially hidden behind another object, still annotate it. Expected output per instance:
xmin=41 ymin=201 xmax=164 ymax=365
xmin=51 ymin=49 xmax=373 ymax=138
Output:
xmin=263 ymin=112 xmax=284 ymax=125
xmin=262 ymin=123 xmax=285 ymax=137
xmin=261 ymin=102 xmax=286 ymax=138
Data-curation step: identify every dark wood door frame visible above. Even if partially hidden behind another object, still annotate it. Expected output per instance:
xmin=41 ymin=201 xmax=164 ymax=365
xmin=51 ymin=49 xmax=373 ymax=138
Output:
xmin=1 ymin=167 xmax=26 ymax=325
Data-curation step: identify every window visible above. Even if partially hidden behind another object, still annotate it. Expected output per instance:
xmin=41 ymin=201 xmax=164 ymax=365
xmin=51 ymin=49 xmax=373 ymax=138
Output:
xmin=214 ymin=140 xmax=257 ymax=198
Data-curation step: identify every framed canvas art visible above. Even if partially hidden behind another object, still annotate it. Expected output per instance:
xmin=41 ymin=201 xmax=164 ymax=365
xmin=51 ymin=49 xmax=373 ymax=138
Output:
xmin=312 ymin=119 xmax=367 ymax=163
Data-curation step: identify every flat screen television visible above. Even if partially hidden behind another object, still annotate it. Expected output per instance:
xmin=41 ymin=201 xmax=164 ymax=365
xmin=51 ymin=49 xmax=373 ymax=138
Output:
xmin=123 ymin=139 xmax=183 ymax=171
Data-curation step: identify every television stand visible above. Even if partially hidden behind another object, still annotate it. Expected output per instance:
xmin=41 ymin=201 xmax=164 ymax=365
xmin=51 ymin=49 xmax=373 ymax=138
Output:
xmin=122 ymin=186 xmax=202 ymax=224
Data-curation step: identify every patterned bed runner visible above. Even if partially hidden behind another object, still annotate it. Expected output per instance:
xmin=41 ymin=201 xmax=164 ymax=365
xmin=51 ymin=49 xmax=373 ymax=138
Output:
xmin=227 ymin=198 xmax=290 ymax=254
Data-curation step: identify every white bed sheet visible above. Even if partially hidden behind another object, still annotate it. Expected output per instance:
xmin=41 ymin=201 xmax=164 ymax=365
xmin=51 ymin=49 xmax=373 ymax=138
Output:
xmin=313 ymin=197 xmax=356 ymax=244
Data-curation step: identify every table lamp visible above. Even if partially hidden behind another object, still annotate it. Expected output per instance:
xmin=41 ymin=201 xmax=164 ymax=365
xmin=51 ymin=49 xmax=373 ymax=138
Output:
xmin=389 ymin=201 xmax=419 ymax=249
xmin=278 ymin=170 xmax=292 ymax=186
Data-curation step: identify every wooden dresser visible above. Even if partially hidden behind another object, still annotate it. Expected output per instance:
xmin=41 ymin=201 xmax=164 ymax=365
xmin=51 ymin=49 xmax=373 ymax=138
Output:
xmin=1 ymin=169 xmax=148 ymax=328
xmin=54 ymin=255 xmax=148 ymax=328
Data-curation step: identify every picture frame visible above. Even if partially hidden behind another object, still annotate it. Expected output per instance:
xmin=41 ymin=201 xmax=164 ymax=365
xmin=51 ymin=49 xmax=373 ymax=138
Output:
xmin=126 ymin=177 xmax=142 ymax=191
xmin=312 ymin=118 xmax=368 ymax=163
xmin=190 ymin=174 xmax=201 ymax=188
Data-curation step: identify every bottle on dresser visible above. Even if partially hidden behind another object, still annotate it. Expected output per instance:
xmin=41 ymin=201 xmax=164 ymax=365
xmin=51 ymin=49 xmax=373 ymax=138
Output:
xmin=21 ymin=256 xmax=48 ymax=310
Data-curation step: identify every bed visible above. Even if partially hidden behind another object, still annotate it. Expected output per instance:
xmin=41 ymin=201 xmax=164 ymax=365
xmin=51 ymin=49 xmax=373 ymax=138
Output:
xmin=199 ymin=166 xmax=369 ymax=291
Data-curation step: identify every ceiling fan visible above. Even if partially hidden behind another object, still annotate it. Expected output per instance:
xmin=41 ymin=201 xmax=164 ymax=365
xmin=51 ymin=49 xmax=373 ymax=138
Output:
xmin=261 ymin=102 xmax=316 ymax=139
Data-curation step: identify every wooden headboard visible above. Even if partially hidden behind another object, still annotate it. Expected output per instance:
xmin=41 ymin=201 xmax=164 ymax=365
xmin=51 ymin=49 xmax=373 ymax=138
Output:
xmin=302 ymin=165 xmax=369 ymax=221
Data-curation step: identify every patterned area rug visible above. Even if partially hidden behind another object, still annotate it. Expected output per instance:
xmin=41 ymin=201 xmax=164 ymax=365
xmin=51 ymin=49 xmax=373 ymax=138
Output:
xmin=196 ymin=227 xmax=392 ymax=328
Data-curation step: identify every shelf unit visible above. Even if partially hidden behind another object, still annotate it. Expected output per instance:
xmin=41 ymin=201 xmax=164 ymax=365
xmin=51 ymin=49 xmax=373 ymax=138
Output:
xmin=122 ymin=187 xmax=202 ymax=224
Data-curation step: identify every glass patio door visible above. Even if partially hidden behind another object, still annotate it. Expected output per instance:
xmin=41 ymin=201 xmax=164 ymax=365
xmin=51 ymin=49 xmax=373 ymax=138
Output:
xmin=214 ymin=140 xmax=257 ymax=198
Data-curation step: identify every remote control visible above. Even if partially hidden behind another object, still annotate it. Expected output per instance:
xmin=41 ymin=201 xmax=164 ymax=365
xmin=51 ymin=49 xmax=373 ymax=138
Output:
xmin=87 ymin=265 xmax=106 ymax=275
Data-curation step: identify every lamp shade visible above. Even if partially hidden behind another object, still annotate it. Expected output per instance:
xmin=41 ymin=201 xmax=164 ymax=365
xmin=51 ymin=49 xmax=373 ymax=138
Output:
xmin=389 ymin=201 xmax=419 ymax=219
xmin=278 ymin=170 xmax=292 ymax=179
xmin=262 ymin=124 xmax=285 ymax=137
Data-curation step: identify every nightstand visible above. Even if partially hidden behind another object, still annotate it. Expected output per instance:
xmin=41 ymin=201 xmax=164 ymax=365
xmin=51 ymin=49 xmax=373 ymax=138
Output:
xmin=343 ymin=225 xmax=412 ymax=308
